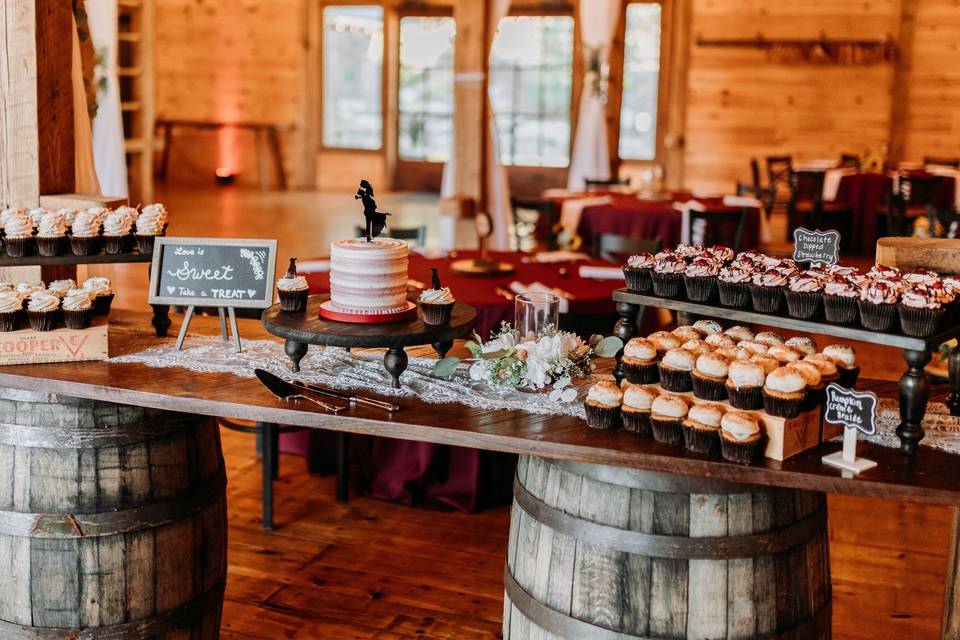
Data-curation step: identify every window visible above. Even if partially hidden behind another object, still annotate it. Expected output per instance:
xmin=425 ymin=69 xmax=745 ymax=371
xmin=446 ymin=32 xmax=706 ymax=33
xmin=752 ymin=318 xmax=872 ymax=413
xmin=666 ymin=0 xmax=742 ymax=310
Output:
xmin=490 ymin=16 xmax=574 ymax=167
xmin=322 ymin=6 xmax=384 ymax=149
xmin=398 ymin=17 xmax=456 ymax=162
xmin=619 ymin=3 xmax=662 ymax=160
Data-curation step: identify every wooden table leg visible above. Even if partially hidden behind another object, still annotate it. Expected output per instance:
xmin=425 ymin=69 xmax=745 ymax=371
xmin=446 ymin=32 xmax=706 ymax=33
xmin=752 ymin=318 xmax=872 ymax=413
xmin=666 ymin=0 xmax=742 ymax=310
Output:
xmin=947 ymin=347 xmax=960 ymax=416
xmin=384 ymin=346 xmax=408 ymax=389
xmin=151 ymin=303 xmax=171 ymax=338
xmin=613 ymin=301 xmax=640 ymax=384
xmin=944 ymin=506 xmax=960 ymax=638
xmin=336 ymin=432 xmax=349 ymax=503
xmin=898 ymin=349 xmax=931 ymax=454
xmin=284 ymin=339 xmax=308 ymax=373
xmin=260 ymin=421 xmax=276 ymax=531
xmin=433 ymin=339 xmax=453 ymax=359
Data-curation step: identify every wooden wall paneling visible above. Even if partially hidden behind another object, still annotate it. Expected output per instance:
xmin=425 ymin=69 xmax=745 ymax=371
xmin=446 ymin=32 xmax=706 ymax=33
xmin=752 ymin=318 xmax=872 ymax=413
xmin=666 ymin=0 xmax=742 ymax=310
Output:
xmin=35 ymin=0 xmax=74 ymax=197
xmin=662 ymin=0 xmax=689 ymax=190
xmin=297 ymin=0 xmax=320 ymax=189
xmin=0 ymin=0 xmax=40 ymax=208
xmin=886 ymin=0 xmax=918 ymax=167
xmin=384 ymin=7 xmax=400 ymax=190
xmin=606 ymin=0 xmax=628 ymax=179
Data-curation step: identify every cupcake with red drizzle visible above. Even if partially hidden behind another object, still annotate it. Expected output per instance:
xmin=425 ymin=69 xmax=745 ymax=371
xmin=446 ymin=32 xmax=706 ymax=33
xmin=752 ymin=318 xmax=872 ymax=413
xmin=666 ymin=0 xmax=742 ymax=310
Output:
xmin=622 ymin=252 xmax=655 ymax=293
xmin=899 ymin=284 xmax=953 ymax=336
xmin=858 ymin=279 xmax=900 ymax=331
xmin=683 ymin=255 xmax=721 ymax=302
xmin=823 ymin=275 xmax=859 ymax=324
xmin=785 ymin=271 xmax=824 ymax=319
xmin=651 ymin=251 xmax=686 ymax=297
xmin=749 ymin=267 xmax=789 ymax=313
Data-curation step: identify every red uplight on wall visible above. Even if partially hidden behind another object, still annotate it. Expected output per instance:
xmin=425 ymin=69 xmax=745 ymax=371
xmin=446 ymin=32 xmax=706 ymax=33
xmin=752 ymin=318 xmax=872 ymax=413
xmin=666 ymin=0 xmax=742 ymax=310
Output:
xmin=215 ymin=167 xmax=236 ymax=185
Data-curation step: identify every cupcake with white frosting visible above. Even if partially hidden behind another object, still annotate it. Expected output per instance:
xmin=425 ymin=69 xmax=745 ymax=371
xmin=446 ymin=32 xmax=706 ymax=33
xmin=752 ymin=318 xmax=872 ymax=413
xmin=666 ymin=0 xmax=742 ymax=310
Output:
xmin=693 ymin=319 xmax=722 ymax=335
xmin=858 ymin=280 xmax=901 ymax=331
xmin=788 ymin=361 xmax=824 ymax=410
xmin=0 ymin=291 xmax=21 ymax=331
xmin=725 ymin=359 xmax=766 ymax=410
xmin=621 ymin=337 xmax=658 ymax=384
xmin=47 ymin=279 xmax=76 ymax=298
xmin=36 ymin=212 xmax=67 ymax=256
xmin=651 ymin=251 xmax=686 ymax=297
xmin=82 ymin=277 xmax=114 ymax=315
xmin=691 ymin=352 xmax=729 ymax=401
xmin=647 ymin=331 xmax=681 ymax=355
xmin=899 ymin=284 xmax=952 ymax=336
xmin=749 ymin=268 xmax=790 ymax=313
xmin=135 ymin=203 xmax=168 ymax=254
xmin=620 ymin=383 xmax=655 ymax=435
xmin=3 ymin=212 xmax=36 ymax=257
xmin=785 ymin=271 xmax=824 ymax=319
xmin=650 ymin=394 xmax=688 ymax=445
xmin=718 ymin=264 xmax=752 ymax=308
xmin=61 ymin=289 xmax=93 ymax=329
xmin=622 ymin=253 xmax=655 ymax=293
xmin=69 ymin=210 xmax=103 ymax=256
xmin=821 ymin=344 xmax=859 ymax=388
xmin=720 ymin=412 xmax=762 ymax=463
xmin=658 ymin=348 xmax=696 ymax=392
xmin=672 ymin=325 xmax=700 ymax=343
xmin=27 ymin=290 xmax=60 ymax=331
xmin=762 ymin=367 xmax=807 ymax=418
xmin=583 ymin=380 xmax=622 ymax=430
xmin=682 ymin=403 xmax=723 ymax=454
xmin=103 ymin=209 xmax=136 ymax=254
xmin=277 ymin=258 xmax=310 ymax=312
xmin=683 ymin=256 xmax=721 ymax=302
xmin=419 ymin=268 xmax=455 ymax=325
xmin=823 ymin=275 xmax=860 ymax=325
xmin=784 ymin=336 xmax=817 ymax=356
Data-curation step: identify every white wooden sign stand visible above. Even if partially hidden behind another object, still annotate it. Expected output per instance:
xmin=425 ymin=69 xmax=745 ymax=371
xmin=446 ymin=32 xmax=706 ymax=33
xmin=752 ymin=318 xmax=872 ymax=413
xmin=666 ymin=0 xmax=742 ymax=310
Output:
xmin=821 ymin=383 xmax=878 ymax=475
xmin=175 ymin=306 xmax=242 ymax=353
xmin=822 ymin=427 xmax=878 ymax=474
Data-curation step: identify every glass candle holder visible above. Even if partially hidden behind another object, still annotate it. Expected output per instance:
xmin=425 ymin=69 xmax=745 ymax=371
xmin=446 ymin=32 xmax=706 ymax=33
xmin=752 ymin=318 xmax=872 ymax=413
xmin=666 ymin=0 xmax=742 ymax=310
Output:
xmin=514 ymin=292 xmax=560 ymax=339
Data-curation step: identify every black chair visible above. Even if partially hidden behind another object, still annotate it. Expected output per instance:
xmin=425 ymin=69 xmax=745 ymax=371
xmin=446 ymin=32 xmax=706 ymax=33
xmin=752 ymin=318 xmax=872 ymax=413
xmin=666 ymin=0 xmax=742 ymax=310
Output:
xmin=594 ymin=234 xmax=661 ymax=262
xmin=924 ymin=156 xmax=960 ymax=170
xmin=764 ymin=155 xmax=793 ymax=213
xmin=584 ymin=177 xmax=631 ymax=191
xmin=787 ymin=169 xmax=853 ymax=243
xmin=510 ymin=196 xmax=560 ymax=251
xmin=354 ymin=225 xmax=427 ymax=247
xmin=688 ymin=207 xmax=750 ymax=253
xmin=887 ymin=174 xmax=948 ymax=236
xmin=736 ymin=158 xmax=764 ymax=200
xmin=839 ymin=153 xmax=861 ymax=169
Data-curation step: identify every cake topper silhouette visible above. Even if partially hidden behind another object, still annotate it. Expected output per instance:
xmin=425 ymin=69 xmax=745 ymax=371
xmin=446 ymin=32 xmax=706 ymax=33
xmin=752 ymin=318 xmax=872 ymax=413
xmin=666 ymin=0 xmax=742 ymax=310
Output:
xmin=430 ymin=267 xmax=441 ymax=290
xmin=285 ymin=257 xmax=298 ymax=278
xmin=355 ymin=179 xmax=391 ymax=242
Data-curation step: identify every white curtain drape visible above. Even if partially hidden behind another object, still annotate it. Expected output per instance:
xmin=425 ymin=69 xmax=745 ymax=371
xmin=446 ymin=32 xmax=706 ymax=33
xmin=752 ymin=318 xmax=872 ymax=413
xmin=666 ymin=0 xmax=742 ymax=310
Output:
xmin=86 ymin=0 xmax=128 ymax=197
xmin=441 ymin=0 xmax=512 ymax=251
xmin=566 ymin=0 xmax=620 ymax=191
xmin=71 ymin=15 xmax=101 ymax=195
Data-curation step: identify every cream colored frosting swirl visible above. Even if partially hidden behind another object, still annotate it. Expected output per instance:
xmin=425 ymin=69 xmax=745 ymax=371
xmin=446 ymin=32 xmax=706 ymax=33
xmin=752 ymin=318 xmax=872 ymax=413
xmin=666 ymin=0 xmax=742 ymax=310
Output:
xmin=824 ymin=277 xmax=857 ymax=297
xmin=276 ymin=275 xmax=309 ymax=292
xmin=0 ymin=208 xmax=26 ymax=228
xmin=136 ymin=207 xmax=166 ymax=235
xmin=48 ymin=279 xmax=76 ymax=297
xmin=103 ymin=211 xmax=134 ymax=236
xmin=419 ymin=287 xmax=454 ymax=304
xmin=626 ymin=253 xmax=655 ymax=269
xmin=0 ymin=292 xmax=21 ymax=313
xmin=654 ymin=255 xmax=686 ymax=274
xmin=16 ymin=282 xmax=44 ymax=298
xmin=822 ymin=344 xmax=856 ymax=369
xmin=82 ymin=277 xmax=113 ymax=297
xmin=37 ymin=212 xmax=67 ymax=238
xmin=751 ymin=269 xmax=789 ymax=287
xmin=789 ymin=273 xmax=823 ymax=292
xmin=71 ymin=211 xmax=101 ymax=237
xmin=61 ymin=289 xmax=93 ymax=311
xmin=662 ymin=348 xmax=696 ymax=371
xmin=27 ymin=291 xmax=60 ymax=313
xmin=721 ymin=412 xmax=760 ymax=441
xmin=4 ymin=214 xmax=34 ymax=238
xmin=900 ymin=288 xmax=941 ymax=309
xmin=685 ymin=259 xmax=720 ymax=278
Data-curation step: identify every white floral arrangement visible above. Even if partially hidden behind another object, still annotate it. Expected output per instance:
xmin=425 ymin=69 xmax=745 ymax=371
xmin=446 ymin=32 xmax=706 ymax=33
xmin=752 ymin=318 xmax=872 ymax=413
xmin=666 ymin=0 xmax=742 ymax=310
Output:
xmin=433 ymin=323 xmax=622 ymax=402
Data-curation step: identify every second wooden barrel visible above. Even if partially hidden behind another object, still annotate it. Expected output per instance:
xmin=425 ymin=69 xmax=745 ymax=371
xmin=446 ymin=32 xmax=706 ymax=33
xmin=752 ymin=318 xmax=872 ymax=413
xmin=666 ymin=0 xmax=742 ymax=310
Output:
xmin=504 ymin=456 xmax=830 ymax=639
xmin=0 ymin=388 xmax=227 ymax=639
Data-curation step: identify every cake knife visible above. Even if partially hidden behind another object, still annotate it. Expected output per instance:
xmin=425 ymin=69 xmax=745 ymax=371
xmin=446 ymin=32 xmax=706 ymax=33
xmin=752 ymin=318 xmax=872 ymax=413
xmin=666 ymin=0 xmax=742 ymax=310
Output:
xmin=255 ymin=369 xmax=344 ymax=413
xmin=284 ymin=378 xmax=400 ymax=412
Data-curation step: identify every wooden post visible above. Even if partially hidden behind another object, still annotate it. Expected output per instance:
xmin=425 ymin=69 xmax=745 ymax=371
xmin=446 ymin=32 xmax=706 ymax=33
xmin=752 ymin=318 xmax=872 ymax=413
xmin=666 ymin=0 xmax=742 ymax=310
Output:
xmin=662 ymin=0 xmax=691 ymax=190
xmin=35 ymin=0 xmax=75 ymax=196
xmin=452 ymin=0 xmax=491 ymax=209
xmin=886 ymin=0 xmax=918 ymax=167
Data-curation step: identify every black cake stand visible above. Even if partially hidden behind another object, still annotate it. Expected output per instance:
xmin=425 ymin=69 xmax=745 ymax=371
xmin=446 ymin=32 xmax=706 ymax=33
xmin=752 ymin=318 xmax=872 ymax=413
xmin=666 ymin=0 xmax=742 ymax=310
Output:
xmin=261 ymin=295 xmax=477 ymax=388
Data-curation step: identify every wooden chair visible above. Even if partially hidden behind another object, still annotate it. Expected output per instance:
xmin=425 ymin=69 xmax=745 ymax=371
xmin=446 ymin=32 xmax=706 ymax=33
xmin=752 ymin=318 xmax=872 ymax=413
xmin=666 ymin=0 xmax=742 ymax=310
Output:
xmin=764 ymin=155 xmax=793 ymax=213
xmin=924 ymin=156 xmax=960 ymax=170
xmin=887 ymin=174 xmax=948 ymax=236
xmin=688 ymin=207 xmax=750 ymax=253
xmin=839 ymin=153 xmax=861 ymax=169
xmin=354 ymin=225 xmax=427 ymax=247
xmin=787 ymin=169 xmax=853 ymax=243
xmin=736 ymin=158 xmax=764 ymax=200
xmin=510 ymin=196 xmax=560 ymax=251
xmin=594 ymin=234 xmax=661 ymax=262
xmin=584 ymin=177 xmax=631 ymax=191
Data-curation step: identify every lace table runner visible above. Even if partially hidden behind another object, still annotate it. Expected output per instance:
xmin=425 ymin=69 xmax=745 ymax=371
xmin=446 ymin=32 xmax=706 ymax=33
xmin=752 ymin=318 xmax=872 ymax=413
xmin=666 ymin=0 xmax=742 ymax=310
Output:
xmin=109 ymin=336 xmax=960 ymax=455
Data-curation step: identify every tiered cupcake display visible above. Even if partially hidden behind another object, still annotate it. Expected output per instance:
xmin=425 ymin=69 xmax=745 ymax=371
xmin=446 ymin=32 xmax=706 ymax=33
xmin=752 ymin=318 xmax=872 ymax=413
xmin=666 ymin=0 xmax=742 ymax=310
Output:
xmin=0 ymin=277 xmax=113 ymax=332
xmin=622 ymin=243 xmax=960 ymax=338
xmin=0 ymin=204 xmax=168 ymax=258
xmin=585 ymin=321 xmax=858 ymax=463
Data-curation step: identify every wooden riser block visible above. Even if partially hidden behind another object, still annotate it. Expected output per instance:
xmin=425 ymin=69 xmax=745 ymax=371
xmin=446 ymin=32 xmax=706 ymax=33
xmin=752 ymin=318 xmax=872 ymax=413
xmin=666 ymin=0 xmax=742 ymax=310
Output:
xmin=876 ymin=238 xmax=960 ymax=274
xmin=38 ymin=193 xmax=128 ymax=210
xmin=0 ymin=318 xmax=107 ymax=365
xmin=643 ymin=383 xmax=841 ymax=461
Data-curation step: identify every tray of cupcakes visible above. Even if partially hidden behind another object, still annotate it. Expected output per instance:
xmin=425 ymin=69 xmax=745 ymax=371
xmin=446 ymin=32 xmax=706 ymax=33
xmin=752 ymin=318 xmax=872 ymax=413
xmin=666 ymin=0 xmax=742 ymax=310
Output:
xmin=0 ymin=277 xmax=114 ymax=365
xmin=0 ymin=203 xmax=168 ymax=260
xmin=617 ymin=244 xmax=960 ymax=347
xmin=584 ymin=321 xmax=856 ymax=462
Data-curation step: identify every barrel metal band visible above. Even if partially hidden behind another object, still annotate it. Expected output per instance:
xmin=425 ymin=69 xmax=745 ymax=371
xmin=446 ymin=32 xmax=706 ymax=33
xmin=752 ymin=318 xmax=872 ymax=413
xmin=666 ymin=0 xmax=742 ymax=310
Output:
xmin=513 ymin=476 xmax=827 ymax=559
xmin=0 ymin=578 xmax=225 ymax=639
xmin=504 ymin=567 xmax=831 ymax=640
xmin=0 ymin=414 xmax=206 ymax=449
xmin=0 ymin=468 xmax=226 ymax=539
xmin=553 ymin=459 xmax=767 ymax=494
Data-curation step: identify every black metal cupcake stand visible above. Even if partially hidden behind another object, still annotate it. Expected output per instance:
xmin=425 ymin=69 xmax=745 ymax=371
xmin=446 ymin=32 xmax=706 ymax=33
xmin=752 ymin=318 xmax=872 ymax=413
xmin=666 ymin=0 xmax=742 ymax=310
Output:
xmin=611 ymin=288 xmax=960 ymax=454
xmin=262 ymin=295 xmax=477 ymax=388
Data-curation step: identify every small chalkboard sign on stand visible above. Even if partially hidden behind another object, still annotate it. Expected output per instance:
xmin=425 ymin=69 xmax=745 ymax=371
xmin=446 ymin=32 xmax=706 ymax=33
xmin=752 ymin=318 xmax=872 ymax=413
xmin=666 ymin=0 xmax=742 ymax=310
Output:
xmin=792 ymin=227 xmax=841 ymax=266
xmin=148 ymin=237 xmax=278 ymax=352
xmin=821 ymin=383 xmax=879 ymax=474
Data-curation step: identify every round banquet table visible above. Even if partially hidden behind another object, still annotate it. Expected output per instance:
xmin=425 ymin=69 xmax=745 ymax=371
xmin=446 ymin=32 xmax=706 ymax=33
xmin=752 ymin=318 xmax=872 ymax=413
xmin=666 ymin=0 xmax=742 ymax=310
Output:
xmin=288 ymin=250 xmax=638 ymax=512
xmin=576 ymin=194 xmax=761 ymax=250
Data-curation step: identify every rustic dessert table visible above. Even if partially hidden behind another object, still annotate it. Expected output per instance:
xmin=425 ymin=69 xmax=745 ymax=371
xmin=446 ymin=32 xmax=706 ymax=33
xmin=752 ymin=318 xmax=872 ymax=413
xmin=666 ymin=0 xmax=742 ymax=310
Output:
xmin=2 ymin=313 xmax=960 ymax=638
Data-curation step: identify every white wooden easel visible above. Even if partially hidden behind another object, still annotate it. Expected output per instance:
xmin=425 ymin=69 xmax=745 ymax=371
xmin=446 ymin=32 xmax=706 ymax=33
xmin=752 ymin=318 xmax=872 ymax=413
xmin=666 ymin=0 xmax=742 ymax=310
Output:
xmin=174 ymin=305 xmax=241 ymax=353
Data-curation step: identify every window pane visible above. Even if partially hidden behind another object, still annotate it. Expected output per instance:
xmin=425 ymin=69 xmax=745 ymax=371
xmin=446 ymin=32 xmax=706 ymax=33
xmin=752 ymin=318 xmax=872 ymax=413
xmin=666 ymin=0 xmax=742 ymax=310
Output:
xmin=322 ymin=6 xmax=384 ymax=150
xmin=619 ymin=3 xmax=662 ymax=161
xmin=398 ymin=16 xmax=456 ymax=162
xmin=490 ymin=16 xmax=573 ymax=167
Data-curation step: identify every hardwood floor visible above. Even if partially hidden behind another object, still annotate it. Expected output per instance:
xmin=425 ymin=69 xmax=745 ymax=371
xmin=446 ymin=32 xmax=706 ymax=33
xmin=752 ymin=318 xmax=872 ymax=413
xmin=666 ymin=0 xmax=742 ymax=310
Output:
xmin=107 ymin=184 xmax=951 ymax=638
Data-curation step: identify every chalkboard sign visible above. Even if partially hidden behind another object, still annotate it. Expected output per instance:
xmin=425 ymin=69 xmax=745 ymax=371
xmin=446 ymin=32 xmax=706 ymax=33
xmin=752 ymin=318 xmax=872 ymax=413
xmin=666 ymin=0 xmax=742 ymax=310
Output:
xmin=823 ymin=383 xmax=878 ymax=435
xmin=148 ymin=237 xmax=278 ymax=309
xmin=792 ymin=227 xmax=840 ymax=265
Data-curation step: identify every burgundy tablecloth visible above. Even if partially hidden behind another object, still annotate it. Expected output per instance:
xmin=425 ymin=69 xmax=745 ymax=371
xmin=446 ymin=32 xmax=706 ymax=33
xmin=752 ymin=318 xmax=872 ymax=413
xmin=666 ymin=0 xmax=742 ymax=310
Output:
xmin=577 ymin=195 xmax=760 ymax=250
xmin=285 ymin=250 xmax=633 ymax=512
xmin=835 ymin=173 xmax=894 ymax=255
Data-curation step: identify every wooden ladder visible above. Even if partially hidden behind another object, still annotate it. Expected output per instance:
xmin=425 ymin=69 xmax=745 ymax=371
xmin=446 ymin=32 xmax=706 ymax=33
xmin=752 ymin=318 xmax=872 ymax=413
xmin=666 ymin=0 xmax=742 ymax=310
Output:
xmin=117 ymin=0 xmax=156 ymax=203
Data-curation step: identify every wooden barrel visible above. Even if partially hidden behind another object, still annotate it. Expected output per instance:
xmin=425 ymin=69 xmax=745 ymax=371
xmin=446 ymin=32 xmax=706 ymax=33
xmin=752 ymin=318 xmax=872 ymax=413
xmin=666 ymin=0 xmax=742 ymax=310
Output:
xmin=504 ymin=456 xmax=831 ymax=639
xmin=0 ymin=388 xmax=227 ymax=639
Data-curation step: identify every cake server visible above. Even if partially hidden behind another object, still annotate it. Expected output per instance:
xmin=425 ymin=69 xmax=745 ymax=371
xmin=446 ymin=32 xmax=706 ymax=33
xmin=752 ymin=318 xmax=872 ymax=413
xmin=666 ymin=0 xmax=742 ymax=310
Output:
xmin=284 ymin=378 xmax=400 ymax=412
xmin=255 ymin=369 xmax=344 ymax=413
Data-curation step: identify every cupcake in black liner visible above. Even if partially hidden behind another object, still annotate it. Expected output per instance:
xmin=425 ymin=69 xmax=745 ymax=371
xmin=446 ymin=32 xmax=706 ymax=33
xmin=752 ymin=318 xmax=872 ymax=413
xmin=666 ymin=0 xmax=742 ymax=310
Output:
xmin=81 ymin=277 xmax=114 ymax=316
xmin=857 ymin=281 xmax=900 ymax=332
xmin=674 ymin=243 xmax=705 ymax=263
xmin=821 ymin=276 xmax=860 ymax=324
xmin=725 ymin=359 xmax=766 ymax=410
xmin=706 ymin=245 xmax=735 ymax=265
xmin=691 ymin=352 xmax=728 ymax=401
xmin=276 ymin=258 xmax=310 ymax=313
xmin=651 ymin=252 xmax=686 ymax=297
xmin=620 ymin=383 xmax=655 ymax=436
xmin=647 ymin=330 xmax=681 ymax=358
xmin=26 ymin=291 xmax=59 ymax=332
xmin=787 ymin=361 xmax=824 ymax=411
xmin=717 ymin=265 xmax=752 ymax=308
xmin=785 ymin=272 xmax=824 ymax=319
xmin=720 ymin=412 xmax=763 ymax=464
xmin=784 ymin=336 xmax=817 ymax=357
xmin=683 ymin=257 xmax=721 ymax=302
xmin=682 ymin=403 xmax=723 ymax=455
xmin=803 ymin=353 xmax=841 ymax=386
xmin=0 ymin=292 xmax=20 ymax=332
xmin=762 ymin=367 xmax=808 ymax=419
xmin=61 ymin=289 xmax=94 ymax=330
xmin=103 ymin=209 xmax=137 ymax=255
xmin=650 ymin=394 xmax=687 ymax=445
xmin=898 ymin=286 xmax=949 ymax=337
xmin=583 ymin=381 xmax=622 ymax=430
xmin=69 ymin=210 xmax=103 ymax=257
xmin=657 ymin=348 xmax=696 ymax=393
xmin=749 ymin=268 xmax=789 ymax=313
xmin=3 ymin=212 xmax=35 ymax=258
xmin=419 ymin=267 xmax=455 ymax=325
xmin=821 ymin=344 xmax=859 ymax=388
xmin=622 ymin=253 xmax=655 ymax=293
xmin=621 ymin=337 xmax=659 ymax=384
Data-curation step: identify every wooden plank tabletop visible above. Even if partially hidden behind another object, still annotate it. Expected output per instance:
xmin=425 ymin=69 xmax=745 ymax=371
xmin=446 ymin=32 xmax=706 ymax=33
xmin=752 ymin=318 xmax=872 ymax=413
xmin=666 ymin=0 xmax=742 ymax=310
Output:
xmin=1 ymin=311 xmax=959 ymax=505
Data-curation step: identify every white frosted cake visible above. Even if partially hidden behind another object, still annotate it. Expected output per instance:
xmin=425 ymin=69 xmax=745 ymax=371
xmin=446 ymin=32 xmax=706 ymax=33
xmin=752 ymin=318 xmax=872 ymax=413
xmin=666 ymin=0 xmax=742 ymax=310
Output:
xmin=328 ymin=238 xmax=409 ymax=313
